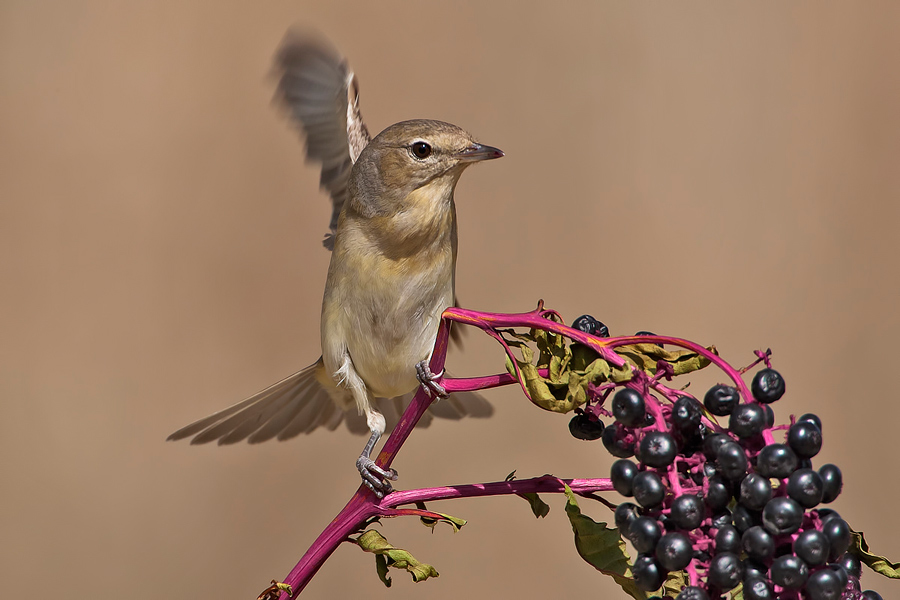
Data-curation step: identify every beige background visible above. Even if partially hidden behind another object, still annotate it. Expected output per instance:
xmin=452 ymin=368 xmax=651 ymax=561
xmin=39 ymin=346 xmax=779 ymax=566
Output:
xmin=2 ymin=2 xmax=898 ymax=599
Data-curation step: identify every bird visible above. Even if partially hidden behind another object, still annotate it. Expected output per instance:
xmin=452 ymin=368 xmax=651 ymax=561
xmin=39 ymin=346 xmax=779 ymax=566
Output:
xmin=167 ymin=32 xmax=503 ymax=496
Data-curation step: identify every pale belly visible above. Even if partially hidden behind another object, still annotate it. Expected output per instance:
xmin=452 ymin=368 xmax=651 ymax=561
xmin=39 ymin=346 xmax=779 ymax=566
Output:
xmin=321 ymin=257 xmax=455 ymax=399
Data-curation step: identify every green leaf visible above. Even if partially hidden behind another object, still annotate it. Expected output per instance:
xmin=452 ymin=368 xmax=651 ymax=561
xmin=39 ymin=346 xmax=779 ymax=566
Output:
xmin=731 ymin=581 xmax=744 ymax=600
xmin=616 ymin=343 xmax=716 ymax=377
xmin=661 ymin=569 xmax=688 ymax=597
xmin=500 ymin=329 xmax=712 ymax=415
xmin=850 ymin=529 xmax=900 ymax=578
xmin=355 ymin=529 xmax=440 ymax=586
xmin=562 ymin=484 xmax=647 ymax=600
xmin=520 ymin=492 xmax=551 ymax=518
xmin=506 ymin=471 xmax=550 ymax=518
xmin=413 ymin=502 xmax=467 ymax=532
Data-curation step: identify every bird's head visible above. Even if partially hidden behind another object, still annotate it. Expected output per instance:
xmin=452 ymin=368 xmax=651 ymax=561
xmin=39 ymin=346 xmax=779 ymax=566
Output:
xmin=348 ymin=119 xmax=503 ymax=219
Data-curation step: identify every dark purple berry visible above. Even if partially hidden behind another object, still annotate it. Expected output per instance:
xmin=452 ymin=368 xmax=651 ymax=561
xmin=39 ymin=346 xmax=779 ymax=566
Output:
xmin=672 ymin=396 xmax=703 ymax=434
xmin=732 ymin=503 xmax=761 ymax=533
xmin=708 ymin=552 xmax=742 ymax=591
xmin=610 ymin=459 xmax=638 ymax=496
xmin=714 ymin=524 xmax=740 ymax=555
xmin=798 ymin=412 xmax=822 ymax=431
xmin=729 ymin=403 xmax=766 ymax=438
xmin=769 ymin=554 xmax=809 ymax=590
xmin=763 ymin=404 xmax=775 ymax=427
xmin=861 ymin=591 xmax=884 ymax=600
xmin=717 ymin=441 xmax=749 ymax=480
xmin=805 ymin=568 xmax=843 ymax=600
xmin=639 ymin=431 xmax=677 ymax=468
xmin=656 ymin=532 xmax=693 ymax=571
xmin=742 ymin=577 xmax=774 ymax=600
xmin=787 ymin=468 xmax=824 ymax=508
xmin=823 ymin=518 xmax=852 ymax=560
xmin=703 ymin=433 xmax=732 ymax=460
xmin=751 ymin=368 xmax=785 ymax=403
xmin=740 ymin=473 xmax=773 ymax=510
xmin=628 ymin=516 xmax=662 ymax=554
xmin=762 ymin=497 xmax=803 ymax=535
xmin=704 ymin=384 xmax=740 ymax=416
xmin=794 ymin=529 xmax=830 ymax=566
xmin=742 ymin=525 xmax=775 ymax=562
xmin=632 ymin=554 xmax=666 ymax=591
xmin=756 ymin=443 xmax=799 ymax=479
xmin=568 ymin=413 xmax=605 ymax=440
xmin=612 ymin=388 xmax=646 ymax=427
xmin=614 ymin=502 xmax=640 ymax=534
xmin=670 ymin=494 xmax=705 ymax=530
xmin=839 ymin=552 xmax=862 ymax=578
xmin=827 ymin=563 xmax=849 ymax=589
xmin=788 ymin=421 xmax=822 ymax=458
xmin=602 ymin=424 xmax=635 ymax=458
xmin=676 ymin=586 xmax=710 ymax=600
xmin=710 ymin=510 xmax=733 ymax=530
xmin=633 ymin=471 xmax=666 ymax=509
xmin=819 ymin=464 xmax=843 ymax=503
xmin=571 ymin=314 xmax=609 ymax=337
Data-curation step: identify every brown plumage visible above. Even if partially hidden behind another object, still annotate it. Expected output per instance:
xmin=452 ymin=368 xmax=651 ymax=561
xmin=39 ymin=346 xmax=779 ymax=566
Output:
xmin=168 ymin=34 xmax=502 ymax=495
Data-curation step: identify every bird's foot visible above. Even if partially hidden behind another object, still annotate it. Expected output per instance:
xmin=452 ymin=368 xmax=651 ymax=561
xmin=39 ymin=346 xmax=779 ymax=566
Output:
xmin=356 ymin=455 xmax=398 ymax=498
xmin=415 ymin=360 xmax=448 ymax=399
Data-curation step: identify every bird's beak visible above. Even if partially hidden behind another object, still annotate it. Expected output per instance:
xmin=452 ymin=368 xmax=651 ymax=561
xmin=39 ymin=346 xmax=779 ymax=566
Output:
xmin=455 ymin=143 xmax=504 ymax=162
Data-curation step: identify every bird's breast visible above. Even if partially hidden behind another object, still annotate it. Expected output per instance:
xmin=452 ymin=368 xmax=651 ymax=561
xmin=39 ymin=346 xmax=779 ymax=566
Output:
xmin=321 ymin=227 xmax=455 ymax=399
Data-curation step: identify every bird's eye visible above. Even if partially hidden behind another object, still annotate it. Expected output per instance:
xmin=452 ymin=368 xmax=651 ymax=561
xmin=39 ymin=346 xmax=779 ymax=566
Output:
xmin=410 ymin=141 xmax=432 ymax=159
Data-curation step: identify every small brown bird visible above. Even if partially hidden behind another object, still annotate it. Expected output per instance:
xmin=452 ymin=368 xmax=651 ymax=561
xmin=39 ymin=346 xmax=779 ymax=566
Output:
xmin=168 ymin=33 xmax=503 ymax=496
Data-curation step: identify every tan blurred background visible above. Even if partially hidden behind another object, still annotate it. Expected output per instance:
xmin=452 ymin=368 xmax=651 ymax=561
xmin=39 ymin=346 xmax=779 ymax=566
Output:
xmin=2 ymin=2 xmax=898 ymax=598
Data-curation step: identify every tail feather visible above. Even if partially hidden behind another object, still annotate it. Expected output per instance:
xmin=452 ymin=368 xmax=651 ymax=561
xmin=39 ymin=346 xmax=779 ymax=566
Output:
xmin=167 ymin=359 xmax=495 ymax=444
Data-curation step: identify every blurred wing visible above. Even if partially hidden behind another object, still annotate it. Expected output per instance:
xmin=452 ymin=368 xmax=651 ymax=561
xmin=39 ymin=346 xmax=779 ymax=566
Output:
xmin=274 ymin=33 xmax=370 ymax=249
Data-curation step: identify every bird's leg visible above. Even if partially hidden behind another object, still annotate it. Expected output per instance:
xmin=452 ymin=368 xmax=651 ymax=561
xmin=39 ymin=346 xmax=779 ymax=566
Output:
xmin=356 ymin=427 xmax=398 ymax=498
xmin=416 ymin=359 xmax=448 ymax=399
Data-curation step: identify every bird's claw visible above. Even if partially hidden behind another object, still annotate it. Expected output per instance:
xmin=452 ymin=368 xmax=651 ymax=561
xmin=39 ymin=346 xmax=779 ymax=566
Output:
xmin=416 ymin=360 xmax=448 ymax=398
xmin=356 ymin=455 xmax=398 ymax=498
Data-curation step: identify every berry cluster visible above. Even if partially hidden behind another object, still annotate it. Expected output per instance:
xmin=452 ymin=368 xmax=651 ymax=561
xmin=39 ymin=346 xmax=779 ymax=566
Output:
xmin=566 ymin=316 xmax=884 ymax=600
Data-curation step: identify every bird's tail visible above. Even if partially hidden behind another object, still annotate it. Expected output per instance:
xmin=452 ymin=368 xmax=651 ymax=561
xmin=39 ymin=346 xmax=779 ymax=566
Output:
xmin=167 ymin=359 xmax=493 ymax=444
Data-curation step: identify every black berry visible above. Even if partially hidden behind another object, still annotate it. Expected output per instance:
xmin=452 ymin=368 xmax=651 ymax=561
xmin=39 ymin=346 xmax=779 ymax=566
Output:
xmin=656 ymin=531 xmax=693 ymax=571
xmin=714 ymin=524 xmax=741 ymax=555
xmin=769 ymin=554 xmax=809 ymax=590
xmin=628 ymin=516 xmax=662 ymax=554
xmin=819 ymin=464 xmax=843 ymax=503
xmin=632 ymin=554 xmax=666 ymax=591
xmin=670 ymin=494 xmax=705 ymax=530
xmin=740 ymin=473 xmax=773 ymax=510
xmin=639 ymin=431 xmax=678 ymax=468
xmin=610 ymin=459 xmax=639 ymax=496
xmin=787 ymin=421 xmax=823 ymax=458
xmin=762 ymin=497 xmax=804 ymax=535
xmin=611 ymin=388 xmax=646 ymax=427
xmin=756 ymin=443 xmax=799 ymax=479
xmin=633 ymin=471 xmax=666 ymax=509
xmin=707 ymin=552 xmax=742 ymax=591
xmin=671 ymin=396 xmax=703 ymax=434
xmin=794 ymin=529 xmax=830 ymax=566
xmin=717 ymin=441 xmax=749 ymax=480
xmin=568 ymin=413 xmax=605 ymax=440
xmin=704 ymin=384 xmax=740 ymax=416
xmin=787 ymin=468 xmax=824 ymax=508
xmin=602 ymin=424 xmax=635 ymax=458
xmin=742 ymin=525 xmax=775 ymax=562
xmin=805 ymin=568 xmax=843 ymax=600
xmin=571 ymin=314 xmax=609 ymax=337
xmin=729 ymin=403 xmax=767 ymax=438
xmin=614 ymin=502 xmax=640 ymax=534
xmin=751 ymin=368 xmax=786 ymax=403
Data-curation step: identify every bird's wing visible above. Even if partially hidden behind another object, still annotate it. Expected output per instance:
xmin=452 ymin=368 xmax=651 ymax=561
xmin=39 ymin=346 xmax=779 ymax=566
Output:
xmin=274 ymin=33 xmax=370 ymax=250
xmin=168 ymin=360 xmax=493 ymax=443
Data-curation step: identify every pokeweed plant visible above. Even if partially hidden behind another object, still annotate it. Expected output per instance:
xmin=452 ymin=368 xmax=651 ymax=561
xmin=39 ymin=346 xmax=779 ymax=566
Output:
xmin=258 ymin=302 xmax=898 ymax=600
